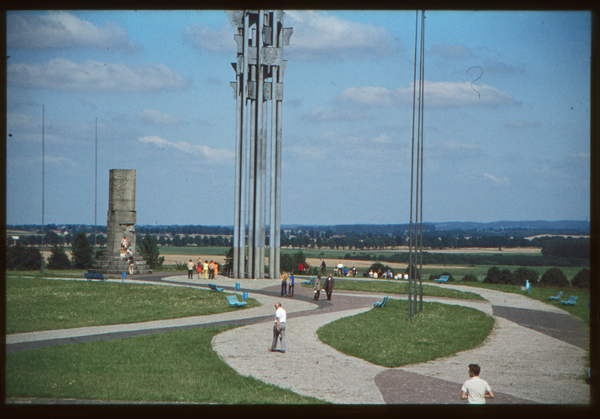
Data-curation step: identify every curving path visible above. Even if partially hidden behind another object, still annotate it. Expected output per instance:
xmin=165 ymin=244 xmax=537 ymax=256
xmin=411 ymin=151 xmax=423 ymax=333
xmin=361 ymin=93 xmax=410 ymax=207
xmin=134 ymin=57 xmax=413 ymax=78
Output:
xmin=6 ymin=274 xmax=590 ymax=404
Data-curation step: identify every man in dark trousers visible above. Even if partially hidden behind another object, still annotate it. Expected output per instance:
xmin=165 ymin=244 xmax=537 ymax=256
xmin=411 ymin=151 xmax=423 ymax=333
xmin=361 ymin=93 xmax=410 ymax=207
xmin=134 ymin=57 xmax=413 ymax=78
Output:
xmin=325 ymin=273 xmax=335 ymax=301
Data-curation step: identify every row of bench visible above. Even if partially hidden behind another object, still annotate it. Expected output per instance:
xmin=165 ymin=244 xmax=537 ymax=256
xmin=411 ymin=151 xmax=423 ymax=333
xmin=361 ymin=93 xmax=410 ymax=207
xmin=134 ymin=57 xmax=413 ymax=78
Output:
xmin=548 ymin=292 xmax=578 ymax=306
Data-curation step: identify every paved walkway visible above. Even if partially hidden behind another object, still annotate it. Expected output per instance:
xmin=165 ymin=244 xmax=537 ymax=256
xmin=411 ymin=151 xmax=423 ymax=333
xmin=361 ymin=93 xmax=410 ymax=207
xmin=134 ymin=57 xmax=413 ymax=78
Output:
xmin=6 ymin=274 xmax=590 ymax=404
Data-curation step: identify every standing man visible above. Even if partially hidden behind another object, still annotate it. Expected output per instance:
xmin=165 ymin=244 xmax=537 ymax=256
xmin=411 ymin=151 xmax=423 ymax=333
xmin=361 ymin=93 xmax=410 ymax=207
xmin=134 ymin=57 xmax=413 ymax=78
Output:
xmin=325 ymin=273 xmax=335 ymax=301
xmin=288 ymin=274 xmax=295 ymax=297
xmin=314 ymin=275 xmax=321 ymax=301
xmin=269 ymin=302 xmax=286 ymax=353
xmin=280 ymin=271 xmax=288 ymax=297
xmin=460 ymin=364 xmax=494 ymax=404
xmin=187 ymin=259 xmax=194 ymax=279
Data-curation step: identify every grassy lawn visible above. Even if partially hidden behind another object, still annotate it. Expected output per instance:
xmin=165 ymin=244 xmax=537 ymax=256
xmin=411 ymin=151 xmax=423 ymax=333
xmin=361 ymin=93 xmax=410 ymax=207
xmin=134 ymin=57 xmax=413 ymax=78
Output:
xmin=451 ymin=281 xmax=591 ymax=325
xmin=6 ymin=326 xmax=324 ymax=404
xmin=6 ymin=276 xmax=259 ymax=334
xmin=304 ymin=279 xmax=485 ymax=300
xmin=318 ymin=299 xmax=494 ymax=368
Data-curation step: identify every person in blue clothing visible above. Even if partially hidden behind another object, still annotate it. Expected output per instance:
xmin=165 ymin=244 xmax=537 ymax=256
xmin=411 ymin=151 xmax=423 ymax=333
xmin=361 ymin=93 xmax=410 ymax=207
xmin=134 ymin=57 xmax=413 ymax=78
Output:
xmin=288 ymin=274 xmax=295 ymax=297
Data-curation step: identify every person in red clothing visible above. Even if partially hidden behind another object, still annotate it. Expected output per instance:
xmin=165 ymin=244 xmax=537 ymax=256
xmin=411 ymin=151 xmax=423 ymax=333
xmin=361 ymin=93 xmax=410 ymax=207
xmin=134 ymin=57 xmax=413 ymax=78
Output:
xmin=298 ymin=263 xmax=303 ymax=274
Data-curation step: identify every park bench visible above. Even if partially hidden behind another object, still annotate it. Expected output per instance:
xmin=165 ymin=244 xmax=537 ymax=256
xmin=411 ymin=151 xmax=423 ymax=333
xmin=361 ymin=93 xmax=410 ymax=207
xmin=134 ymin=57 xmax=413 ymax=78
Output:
xmin=373 ymin=296 xmax=389 ymax=308
xmin=548 ymin=291 xmax=563 ymax=301
xmin=303 ymin=276 xmax=316 ymax=285
xmin=208 ymin=283 xmax=224 ymax=292
xmin=226 ymin=295 xmax=247 ymax=307
xmin=560 ymin=296 xmax=578 ymax=306
xmin=84 ymin=273 xmax=105 ymax=282
xmin=434 ymin=275 xmax=449 ymax=284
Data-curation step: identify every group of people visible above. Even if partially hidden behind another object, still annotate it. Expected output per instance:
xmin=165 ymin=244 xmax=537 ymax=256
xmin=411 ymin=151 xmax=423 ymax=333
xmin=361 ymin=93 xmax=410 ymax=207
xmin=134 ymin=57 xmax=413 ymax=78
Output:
xmin=333 ymin=263 xmax=358 ymax=277
xmin=121 ymin=236 xmax=135 ymax=274
xmin=297 ymin=263 xmax=311 ymax=275
xmin=187 ymin=258 xmax=219 ymax=280
xmin=280 ymin=272 xmax=295 ymax=297
xmin=312 ymin=274 xmax=335 ymax=301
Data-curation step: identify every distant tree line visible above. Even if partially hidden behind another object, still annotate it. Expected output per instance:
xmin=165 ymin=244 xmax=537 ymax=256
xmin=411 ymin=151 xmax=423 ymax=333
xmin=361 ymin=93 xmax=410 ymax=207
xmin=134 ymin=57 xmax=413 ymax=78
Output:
xmin=343 ymin=251 xmax=588 ymax=268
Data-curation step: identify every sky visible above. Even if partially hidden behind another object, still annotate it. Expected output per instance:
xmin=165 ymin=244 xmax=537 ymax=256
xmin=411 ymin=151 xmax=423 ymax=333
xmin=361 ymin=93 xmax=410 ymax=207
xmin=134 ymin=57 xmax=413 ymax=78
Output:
xmin=5 ymin=10 xmax=592 ymax=227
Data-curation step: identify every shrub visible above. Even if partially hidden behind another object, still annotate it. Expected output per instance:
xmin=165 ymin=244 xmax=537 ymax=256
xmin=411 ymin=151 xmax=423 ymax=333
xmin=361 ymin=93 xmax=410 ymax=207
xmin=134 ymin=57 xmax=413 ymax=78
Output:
xmin=539 ymin=267 xmax=569 ymax=288
xmin=462 ymin=274 xmax=478 ymax=283
xmin=6 ymin=243 xmax=42 ymax=270
xmin=71 ymin=232 xmax=94 ymax=269
xmin=571 ymin=268 xmax=590 ymax=289
xmin=138 ymin=234 xmax=164 ymax=270
xmin=370 ymin=262 xmax=392 ymax=274
xmin=483 ymin=266 xmax=501 ymax=284
xmin=513 ymin=267 xmax=539 ymax=287
xmin=47 ymin=245 xmax=71 ymax=270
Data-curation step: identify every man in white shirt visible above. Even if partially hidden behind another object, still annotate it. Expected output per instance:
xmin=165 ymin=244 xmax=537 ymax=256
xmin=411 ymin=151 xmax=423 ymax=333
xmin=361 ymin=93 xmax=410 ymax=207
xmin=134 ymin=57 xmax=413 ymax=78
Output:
xmin=461 ymin=364 xmax=494 ymax=404
xmin=269 ymin=302 xmax=286 ymax=353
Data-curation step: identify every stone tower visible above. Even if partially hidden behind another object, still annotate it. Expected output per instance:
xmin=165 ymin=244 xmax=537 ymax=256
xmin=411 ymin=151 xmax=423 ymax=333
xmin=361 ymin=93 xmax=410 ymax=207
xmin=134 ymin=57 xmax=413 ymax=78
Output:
xmin=89 ymin=169 xmax=151 ymax=274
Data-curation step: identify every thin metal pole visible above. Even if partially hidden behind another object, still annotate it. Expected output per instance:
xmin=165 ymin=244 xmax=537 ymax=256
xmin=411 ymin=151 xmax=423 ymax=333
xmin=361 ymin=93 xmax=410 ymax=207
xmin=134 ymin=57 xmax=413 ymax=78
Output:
xmin=407 ymin=11 xmax=419 ymax=321
xmin=94 ymin=117 xmax=98 ymax=261
xmin=41 ymin=104 xmax=45 ymax=274
xmin=418 ymin=11 xmax=426 ymax=312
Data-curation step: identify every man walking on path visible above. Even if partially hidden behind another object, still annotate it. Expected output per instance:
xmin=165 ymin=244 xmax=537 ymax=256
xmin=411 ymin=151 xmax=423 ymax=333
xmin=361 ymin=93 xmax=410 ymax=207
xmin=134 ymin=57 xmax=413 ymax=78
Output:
xmin=461 ymin=364 xmax=494 ymax=404
xmin=288 ymin=274 xmax=295 ymax=297
xmin=269 ymin=302 xmax=286 ymax=353
xmin=325 ymin=274 xmax=335 ymax=301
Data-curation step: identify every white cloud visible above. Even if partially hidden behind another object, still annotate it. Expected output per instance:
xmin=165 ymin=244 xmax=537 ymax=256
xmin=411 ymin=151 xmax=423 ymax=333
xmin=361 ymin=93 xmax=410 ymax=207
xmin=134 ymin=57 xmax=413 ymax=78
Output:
xmin=138 ymin=136 xmax=234 ymax=161
xmin=303 ymin=107 xmax=369 ymax=122
xmin=441 ymin=140 xmax=480 ymax=151
xmin=7 ymin=11 xmax=141 ymax=52
xmin=430 ymin=43 xmax=476 ymax=60
xmin=287 ymin=144 xmax=326 ymax=160
xmin=372 ymin=134 xmax=392 ymax=143
xmin=182 ymin=22 xmax=235 ymax=54
xmin=338 ymin=81 xmax=520 ymax=108
xmin=483 ymin=173 xmax=509 ymax=185
xmin=45 ymin=155 xmax=77 ymax=166
xmin=7 ymin=58 xmax=189 ymax=92
xmin=285 ymin=11 xmax=401 ymax=60
xmin=137 ymin=109 xmax=184 ymax=125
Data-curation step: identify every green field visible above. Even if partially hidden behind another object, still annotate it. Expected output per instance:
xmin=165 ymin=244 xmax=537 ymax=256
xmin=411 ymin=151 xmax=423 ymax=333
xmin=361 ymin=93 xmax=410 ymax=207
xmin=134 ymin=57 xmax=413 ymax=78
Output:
xmin=319 ymin=299 xmax=495 ymax=368
xmin=6 ymin=276 xmax=258 ymax=334
xmin=6 ymin=327 xmax=324 ymax=404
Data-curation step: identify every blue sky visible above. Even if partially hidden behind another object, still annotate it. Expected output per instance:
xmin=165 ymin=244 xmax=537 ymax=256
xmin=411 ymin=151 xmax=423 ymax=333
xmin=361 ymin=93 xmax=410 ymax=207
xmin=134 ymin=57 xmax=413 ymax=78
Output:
xmin=6 ymin=10 xmax=591 ymax=226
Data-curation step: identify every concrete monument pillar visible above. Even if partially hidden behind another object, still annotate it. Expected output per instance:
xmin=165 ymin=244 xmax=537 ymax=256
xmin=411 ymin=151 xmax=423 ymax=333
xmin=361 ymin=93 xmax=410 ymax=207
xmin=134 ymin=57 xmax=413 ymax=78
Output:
xmin=106 ymin=169 xmax=137 ymax=256
xmin=90 ymin=169 xmax=151 ymax=274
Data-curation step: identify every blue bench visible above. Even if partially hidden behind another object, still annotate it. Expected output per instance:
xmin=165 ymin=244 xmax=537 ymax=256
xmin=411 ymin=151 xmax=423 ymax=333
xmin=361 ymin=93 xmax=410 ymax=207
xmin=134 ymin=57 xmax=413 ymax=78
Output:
xmin=548 ymin=291 xmax=563 ymax=301
xmin=373 ymin=296 xmax=389 ymax=308
xmin=303 ymin=276 xmax=316 ymax=285
xmin=560 ymin=296 xmax=578 ymax=306
xmin=84 ymin=273 xmax=105 ymax=282
xmin=226 ymin=295 xmax=247 ymax=307
xmin=434 ymin=275 xmax=449 ymax=283
xmin=208 ymin=283 xmax=224 ymax=292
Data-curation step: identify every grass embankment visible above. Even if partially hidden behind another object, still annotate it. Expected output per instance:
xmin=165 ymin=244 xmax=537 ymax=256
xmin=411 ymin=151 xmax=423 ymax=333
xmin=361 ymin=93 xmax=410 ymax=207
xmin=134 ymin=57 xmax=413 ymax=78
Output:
xmin=305 ymin=279 xmax=485 ymax=300
xmin=6 ymin=327 xmax=324 ymax=404
xmin=451 ymin=281 xmax=591 ymax=325
xmin=318 ymin=299 xmax=494 ymax=368
xmin=6 ymin=277 xmax=259 ymax=334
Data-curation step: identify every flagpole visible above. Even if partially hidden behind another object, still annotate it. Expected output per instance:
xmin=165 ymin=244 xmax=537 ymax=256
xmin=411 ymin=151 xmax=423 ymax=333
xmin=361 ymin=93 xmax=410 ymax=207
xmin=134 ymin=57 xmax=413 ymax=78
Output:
xmin=41 ymin=104 xmax=45 ymax=274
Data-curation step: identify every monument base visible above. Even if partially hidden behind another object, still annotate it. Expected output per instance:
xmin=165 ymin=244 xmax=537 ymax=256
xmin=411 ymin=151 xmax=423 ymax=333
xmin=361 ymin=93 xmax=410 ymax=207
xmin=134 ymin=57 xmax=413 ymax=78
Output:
xmin=89 ymin=254 xmax=152 ymax=275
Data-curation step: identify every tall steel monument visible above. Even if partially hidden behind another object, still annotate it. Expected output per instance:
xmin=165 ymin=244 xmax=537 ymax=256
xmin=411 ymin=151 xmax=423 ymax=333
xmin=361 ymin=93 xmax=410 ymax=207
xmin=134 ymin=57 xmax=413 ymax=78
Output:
xmin=226 ymin=10 xmax=292 ymax=279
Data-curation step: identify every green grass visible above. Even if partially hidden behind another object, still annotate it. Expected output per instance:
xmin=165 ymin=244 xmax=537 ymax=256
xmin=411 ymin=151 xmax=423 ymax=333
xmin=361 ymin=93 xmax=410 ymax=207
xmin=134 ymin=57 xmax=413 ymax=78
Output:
xmin=305 ymin=279 xmax=485 ymax=300
xmin=453 ymin=281 xmax=591 ymax=325
xmin=6 ymin=326 xmax=324 ymax=404
xmin=318 ymin=299 xmax=494 ymax=368
xmin=6 ymin=276 xmax=259 ymax=334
